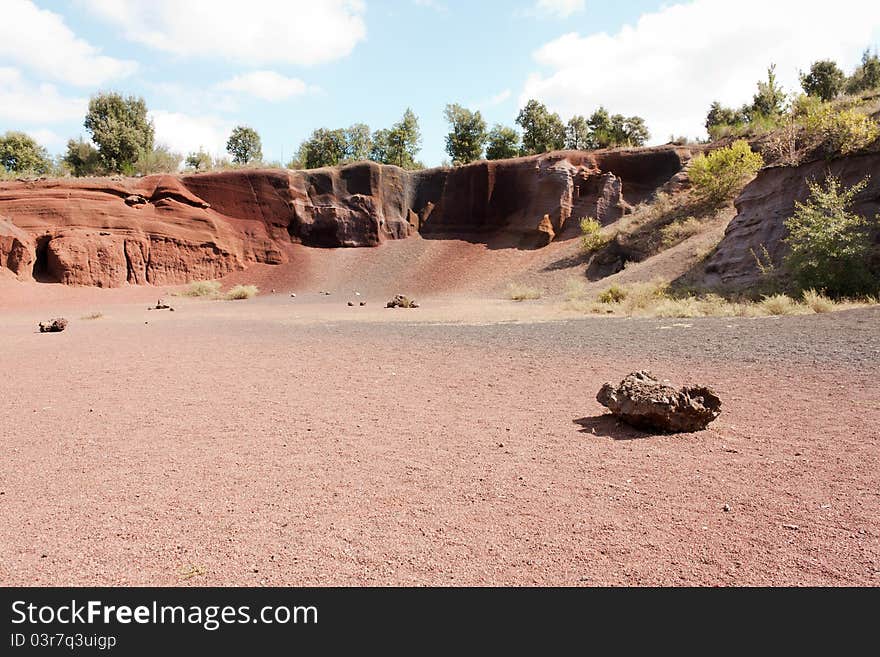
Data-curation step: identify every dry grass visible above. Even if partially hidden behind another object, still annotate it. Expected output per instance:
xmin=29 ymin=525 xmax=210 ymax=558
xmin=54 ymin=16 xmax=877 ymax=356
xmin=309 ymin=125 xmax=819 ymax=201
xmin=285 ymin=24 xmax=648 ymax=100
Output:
xmin=506 ymin=283 xmax=542 ymax=301
xmin=80 ymin=312 xmax=103 ymax=320
xmin=660 ymin=216 xmax=705 ymax=247
xmin=178 ymin=280 xmax=222 ymax=298
xmin=563 ymin=278 xmax=588 ymax=302
xmin=226 ymin=284 xmax=259 ymax=300
xmin=565 ymin=280 xmax=876 ymax=318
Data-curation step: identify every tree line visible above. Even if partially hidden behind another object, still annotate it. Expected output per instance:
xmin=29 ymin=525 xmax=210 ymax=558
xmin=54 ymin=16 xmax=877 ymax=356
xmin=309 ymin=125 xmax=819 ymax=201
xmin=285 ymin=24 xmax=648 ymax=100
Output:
xmin=1 ymin=92 xmax=651 ymax=178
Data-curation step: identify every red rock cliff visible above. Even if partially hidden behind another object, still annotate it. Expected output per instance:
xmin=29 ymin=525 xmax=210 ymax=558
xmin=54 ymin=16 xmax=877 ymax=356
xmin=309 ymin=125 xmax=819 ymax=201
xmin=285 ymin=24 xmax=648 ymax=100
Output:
xmin=0 ymin=147 xmax=689 ymax=287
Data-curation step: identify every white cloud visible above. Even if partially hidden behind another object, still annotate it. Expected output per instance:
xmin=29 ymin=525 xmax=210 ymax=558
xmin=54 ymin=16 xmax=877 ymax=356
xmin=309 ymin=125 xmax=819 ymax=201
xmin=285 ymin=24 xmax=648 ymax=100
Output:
xmin=474 ymin=89 xmax=512 ymax=110
xmin=0 ymin=0 xmax=136 ymax=86
xmin=522 ymin=0 xmax=880 ymax=141
xmin=0 ymin=67 xmax=87 ymax=123
xmin=81 ymin=0 xmax=367 ymax=66
xmin=533 ymin=0 xmax=585 ymax=18
xmin=150 ymin=110 xmax=235 ymax=158
xmin=216 ymin=71 xmax=312 ymax=102
xmin=25 ymin=128 xmax=65 ymax=150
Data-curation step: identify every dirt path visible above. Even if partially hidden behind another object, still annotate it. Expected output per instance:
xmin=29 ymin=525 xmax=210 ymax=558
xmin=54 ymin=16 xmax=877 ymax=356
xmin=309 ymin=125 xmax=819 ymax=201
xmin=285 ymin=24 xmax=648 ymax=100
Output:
xmin=1 ymin=298 xmax=877 ymax=586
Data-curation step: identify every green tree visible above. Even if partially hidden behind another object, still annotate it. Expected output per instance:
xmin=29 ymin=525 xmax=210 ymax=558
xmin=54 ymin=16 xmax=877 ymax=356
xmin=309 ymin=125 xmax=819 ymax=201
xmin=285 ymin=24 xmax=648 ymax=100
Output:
xmin=369 ymin=128 xmax=392 ymax=164
xmin=343 ymin=123 xmax=372 ymax=162
xmin=688 ymin=139 xmax=764 ymax=204
xmin=226 ymin=125 xmax=262 ymax=165
xmin=443 ymin=103 xmax=488 ymax=165
xmin=516 ymin=99 xmax=566 ymax=155
xmin=621 ymin=116 xmax=650 ymax=146
xmin=134 ymin=145 xmax=182 ymax=175
xmin=751 ymin=64 xmax=786 ymax=118
xmin=800 ymin=60 xmax=846 ymax=101
xmin=565 ymin=115 xmax=591 ymax=150
xmin=62 ymin=138 xmax=103 ymax=177
xmin=370 ymin=109 xmax=422 ymax=169
xmin=83 ymin=92 xmax=154 ymax=173
xmin=785 ymin=175 xmax=878 ymax=296
xmin=185 ymin=149 xmax=213 ymax=171
xmin=0 ymin=131 xmax=51 ymax=174
xmin=846 ymin=49 xmax=880 ymax=95
xmin=485 ymin=124 xmax=520 ymax=160
xmin=586 ymin=108 xmax=650 ymax=148
xmin=587 ymin=107 xmax=614 ymax=148
xmin=297 ymin=128 xmax=347 ymax=169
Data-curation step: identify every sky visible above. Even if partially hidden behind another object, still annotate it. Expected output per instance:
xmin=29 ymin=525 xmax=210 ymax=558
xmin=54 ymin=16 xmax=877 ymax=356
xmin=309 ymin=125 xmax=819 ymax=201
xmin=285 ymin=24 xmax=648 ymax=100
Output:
xmin=2 ymin=0 xmax=880 ymax=168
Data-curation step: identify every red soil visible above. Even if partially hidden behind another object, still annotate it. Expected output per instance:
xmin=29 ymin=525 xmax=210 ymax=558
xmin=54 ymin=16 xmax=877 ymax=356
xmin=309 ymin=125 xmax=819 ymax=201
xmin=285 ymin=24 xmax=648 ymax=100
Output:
xmin=1 ymin=293 xmax=877 ymax=586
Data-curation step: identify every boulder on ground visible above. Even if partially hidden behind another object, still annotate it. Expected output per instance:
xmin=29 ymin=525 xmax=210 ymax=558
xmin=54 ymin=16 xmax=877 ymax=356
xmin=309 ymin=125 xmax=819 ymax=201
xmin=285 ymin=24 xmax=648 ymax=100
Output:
xmin=386 ymin=294 xmax=419 ymax=309
xmin=38 ymin=318 xmax=68 ymax=333
xmin=596 ymin=370 xmax=721 ymax=433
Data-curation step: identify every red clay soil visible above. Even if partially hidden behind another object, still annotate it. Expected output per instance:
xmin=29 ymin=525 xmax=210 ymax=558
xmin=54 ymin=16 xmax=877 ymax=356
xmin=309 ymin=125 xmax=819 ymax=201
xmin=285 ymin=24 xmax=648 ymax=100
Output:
xmin=0 ymin=295 xmax=877 ymax=586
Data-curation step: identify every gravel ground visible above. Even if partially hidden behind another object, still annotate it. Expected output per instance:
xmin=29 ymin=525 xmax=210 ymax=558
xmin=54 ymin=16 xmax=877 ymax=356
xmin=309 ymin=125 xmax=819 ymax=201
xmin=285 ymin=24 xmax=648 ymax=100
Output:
xmin=0 ymin=298 xmax=877 ymax=586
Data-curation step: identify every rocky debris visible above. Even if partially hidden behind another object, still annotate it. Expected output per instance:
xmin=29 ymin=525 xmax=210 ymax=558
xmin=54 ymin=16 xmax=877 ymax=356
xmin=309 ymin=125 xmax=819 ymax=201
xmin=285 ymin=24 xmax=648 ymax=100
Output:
xmin=386 ymin=294 xmax=419 ymax=309
xmin=38 ymin=318 xmax=68 ymax=333
xmin=347 ymin=301 xmax=354 ymax=307
xmin=359 ymin=301 xmax=366 ymax=306
xmin=290 ymin=292 xmax=296 ymax=298
xmin=148 ymin=299 xmax=174 ymax=311
xmin=596 ymin=370 xmax=721 ymax=433
xmin=124 ymin=194 xmax=147 ymax=207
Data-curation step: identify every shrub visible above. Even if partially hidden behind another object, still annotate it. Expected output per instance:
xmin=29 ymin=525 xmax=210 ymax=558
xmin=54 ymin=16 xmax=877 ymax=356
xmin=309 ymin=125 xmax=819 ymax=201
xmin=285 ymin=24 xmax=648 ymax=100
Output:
xmin=226 ymin=284 xmax=259 ymax=300
xmin=507 ymin=283 xmax=541 ymax=300
xmin=688 ymin=140 xmax=764 ymax=204
xmin=802 ymin=104 xmax=880 ymax=155
xmin=580 ymin=217 xmax=610 ymax=252
xmin=801 ymin=289 xmax=834 ymax=313
xmin=800 ymin=60 xmax=846 ymax=102
xmin=180 ymin=280 xmax=222 ymax=297
xmin=660 ymin=216 xmax=703 ymax=247
xmin=760 ymin=293 xmax=798 ymax=315
xmin=506 ymin=283 xmax=541 ymax=301
xmin=784 ymin=174 xmax=878 ymax=297
xmin=597 ymin=285 xmax=627 ymax=304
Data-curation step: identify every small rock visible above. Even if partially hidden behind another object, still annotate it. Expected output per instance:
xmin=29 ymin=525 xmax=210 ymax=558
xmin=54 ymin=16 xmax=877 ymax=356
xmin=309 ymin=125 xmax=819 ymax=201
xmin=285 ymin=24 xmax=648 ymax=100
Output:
xmin=347 ymin=301 xmax=354 ymax=307
xmin=290 ymin=293 xmax=296 ymax=298
xmin=359 ymin=301 xmax=366 ymax=306
xmin=723 ymin=504 xmax=731 ymax=512
xmin=782 ymin=523 xmax=799 ymax=531
xmin=38 ymin=318 xmax=67 ymax=333
xmin=386 ymin=294 xmax=419 ymax=309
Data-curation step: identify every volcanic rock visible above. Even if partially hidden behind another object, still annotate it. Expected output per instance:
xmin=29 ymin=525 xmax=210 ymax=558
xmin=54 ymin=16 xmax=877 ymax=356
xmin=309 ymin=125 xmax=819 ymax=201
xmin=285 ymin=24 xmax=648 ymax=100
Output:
xmin=597 ymin=371 xmax=721 ymax=433
xmin=38 ymin=318 xmax=68 ymax=333
xmin=386 ymin=294 xmax=419 ymax=308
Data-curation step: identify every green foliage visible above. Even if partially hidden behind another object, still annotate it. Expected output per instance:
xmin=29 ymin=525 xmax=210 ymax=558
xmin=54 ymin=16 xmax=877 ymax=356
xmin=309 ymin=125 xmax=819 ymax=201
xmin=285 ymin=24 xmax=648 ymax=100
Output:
xmin=343 ymin=123 xmax=372 ymax=162
xmin=63 ymin=138 xmax=103 ymax=177
xmin=802 ymin=103 xmax=880 ymax=155
xmin=185 ymin=150 xmax=213 ymax=172
xmin=705 ymin=65 xmax=785 ymax=139
xmin=226 ymin=126 xmax=262 ymax=165
xmin=443 ymin=104 xmax=487 ymax=165
xmin=485 ymin=124 xmax=520 ymax=160
xmin=751 ymin=64 xmax=786 ymax=118
xmin=298 ymin=127 xmax=347 ymax=169
xmin=0 ymin=131 xmax=51 ymax=174
xmin=579 ymin=217 xmax=610 ymax=252
xmin=587 ymin=108 xmax=650 ymax=148
xmin=845 ymin=49 xmax=880 ymax=95
xmin=784 ymin=175 xmax=878 ymax=297
xmin=516 ymin=99 xmax=566 ymax=155
xmin=800 ymin=60 xmax=846 ymax=101
xmin=134 ymin=145 xmax=182 ymax=175
xmin=688 ymin=140 xmax=764 ymax=203
xmin=597 ymin=285 xmax=627 ymax=304
xmin=84 ymin=93 xmax=154 ymax=173
xmin=370 ymin=109 xmax=422 ymax=169
xmin=565 ymin=115 xmax=591 ymax=150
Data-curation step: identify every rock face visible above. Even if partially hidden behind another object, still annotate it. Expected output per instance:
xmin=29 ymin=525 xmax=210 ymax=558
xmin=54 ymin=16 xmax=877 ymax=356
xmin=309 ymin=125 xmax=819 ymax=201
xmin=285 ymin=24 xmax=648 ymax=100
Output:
xmin=0 ymin=147 xmax=690 ymax=287
xmin=704 ymin=152 xmax=880 ymax=288
xmin=597 ymin=371 xmax=721 ymax=433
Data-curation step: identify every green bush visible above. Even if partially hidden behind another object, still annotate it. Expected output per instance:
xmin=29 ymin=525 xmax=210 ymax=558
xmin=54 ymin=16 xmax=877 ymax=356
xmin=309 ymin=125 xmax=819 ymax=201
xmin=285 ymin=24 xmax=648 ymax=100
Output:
xmin=784 ymin=175 xmax=878 ymax=297
xmin=688 ymin=140 xmax=764 ymax=204
xmin=802 ymin=104 xmax=880 ymax=155
xmin=579 ymin=217 xmax=610 ymax=252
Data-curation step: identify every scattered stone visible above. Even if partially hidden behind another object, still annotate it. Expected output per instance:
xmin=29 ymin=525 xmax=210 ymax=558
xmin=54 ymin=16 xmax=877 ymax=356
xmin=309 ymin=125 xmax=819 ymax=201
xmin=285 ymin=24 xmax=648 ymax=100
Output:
xmin=38 ymin=317 xmax=68 ymax=333
xmin=148 ymin=298 xmax=173 ymax=311
xmin=723 ymin=504 xmax=731 ymax=512
xmin=124 ymin=194 xmax=147 ymax=207
xmin=596 ymin=370 xmax=721 ymax=433
xmin=386 ymin=294 xmax=419 ymax=309
xmin=290 ymin=293 xmax=296 ymax=298
xmin=347 ymin=301 xmax=354 ymax=307
xmin=782 ymin=524 xmax=800 ymax=531
xmin=359 ymin=301 xmax=366 ymax=306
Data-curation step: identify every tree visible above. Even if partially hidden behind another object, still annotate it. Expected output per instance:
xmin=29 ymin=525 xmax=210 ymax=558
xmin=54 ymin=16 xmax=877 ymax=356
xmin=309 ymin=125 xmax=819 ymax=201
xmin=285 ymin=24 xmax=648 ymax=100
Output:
xmin=0 ymin=131 xmax=51 ymax=174
xmin=443 ymin=103 xmax=487 ymax=165
xmin=516 ymin=99 xmax=566 ymax=155
xmin=586 ymin=108 xmax=650 ymax=148
xmin=800 ymin=60 xmax=846 ymax=101
xmin=370 ymin=109 xmax=422 ymax=169
xmin=63 ymin=138 xmax=103 ymax=177
xmin=621 ymin=116 xmax=650 ymax=147
xmin=565 ymin=115 xmax=591 ymax=150
xmin=185 ymin=149 xmax=213 ymax=171
xmin=343 ymin=123 xmax=372 ymax=162
xmin=751 ymin=64 xmax=786 ymax=118
xmin=705 ymin=101 xmax=750 ymax=133
xmin=297 ymin=128 xmax=347 ymax=169
xmin=134 ymin=145 xmax=182 ymax=175
xmin=587 ymin=107 xmax=614 ymax=148
xmin=846 ymin=49 xmax=880 ymax=95
xmin=485 ymin=124 xmax=520 ymax=160
xmin=785 ymin=174 xmax=878 ymax=296
xmin=226 ymin=125 xmax=262 ymax=165
xmin=83 ymin=92 xmax=154 ymax=173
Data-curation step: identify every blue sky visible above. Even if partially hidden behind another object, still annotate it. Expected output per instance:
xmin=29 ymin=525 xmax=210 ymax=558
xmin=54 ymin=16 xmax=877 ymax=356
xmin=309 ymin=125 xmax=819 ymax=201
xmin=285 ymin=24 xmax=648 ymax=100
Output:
xmin=2 ymin=0 xmax=879 ymax=167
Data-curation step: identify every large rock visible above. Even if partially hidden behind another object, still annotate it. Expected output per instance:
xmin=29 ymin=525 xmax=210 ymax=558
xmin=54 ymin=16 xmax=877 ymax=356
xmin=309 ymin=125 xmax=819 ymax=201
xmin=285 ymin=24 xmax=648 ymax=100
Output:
xmin=0 ymin=147 xmax=690 ymax=287
xmin=597 ymin=371 xmax=721 ymax=433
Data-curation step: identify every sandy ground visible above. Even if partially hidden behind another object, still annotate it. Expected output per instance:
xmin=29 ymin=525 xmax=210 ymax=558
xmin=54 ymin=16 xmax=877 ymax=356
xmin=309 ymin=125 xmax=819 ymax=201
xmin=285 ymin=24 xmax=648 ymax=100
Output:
xmin=0 ymin=290 xmax=878 ymax=586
